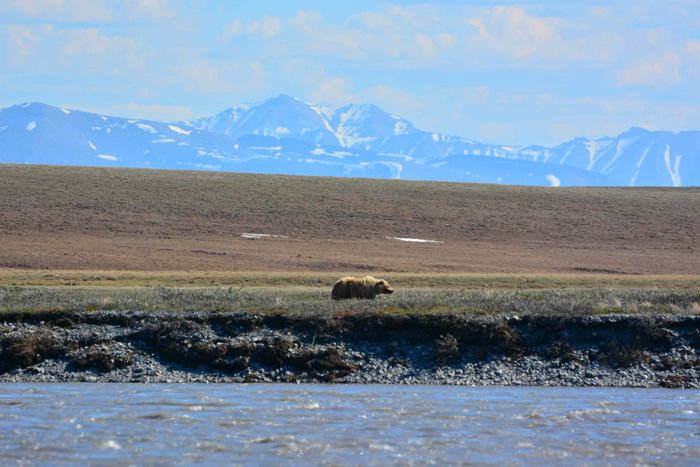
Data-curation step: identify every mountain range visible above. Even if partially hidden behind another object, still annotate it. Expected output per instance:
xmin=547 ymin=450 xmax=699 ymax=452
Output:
xmin=0 ymin=94 xmax=698 ymax=186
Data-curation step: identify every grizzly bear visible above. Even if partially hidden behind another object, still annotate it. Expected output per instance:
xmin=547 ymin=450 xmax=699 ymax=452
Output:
xmin=331 ymin=276 xmax=394 ymax=300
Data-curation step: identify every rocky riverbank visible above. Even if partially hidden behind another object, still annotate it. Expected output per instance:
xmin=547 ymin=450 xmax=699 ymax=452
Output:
xmin=1 ymin=310 xmax=698 ymax=387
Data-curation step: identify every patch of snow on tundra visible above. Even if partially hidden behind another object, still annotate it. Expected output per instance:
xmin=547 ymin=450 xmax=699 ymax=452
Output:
xmin=97 ymin=154 xmax=118 ymax=161
xmin=25 ymin=121 xmax=36 ymax=131
xmin=241 ymin=233 xmax=289 ymax=240
xmin=386 ymin=236 xmax=444 ymax=244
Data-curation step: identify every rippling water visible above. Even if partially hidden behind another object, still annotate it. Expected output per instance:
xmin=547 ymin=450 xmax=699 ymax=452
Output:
xmin=0 ymin=384 xmax=698 ymax=465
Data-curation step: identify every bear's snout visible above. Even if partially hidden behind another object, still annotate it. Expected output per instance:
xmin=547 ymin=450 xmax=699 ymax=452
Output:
xmin=385 ymin=287 xmax=394 ymax=294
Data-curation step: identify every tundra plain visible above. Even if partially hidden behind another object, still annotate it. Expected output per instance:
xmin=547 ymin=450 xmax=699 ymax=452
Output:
xmin=0 ymin=164 xmax=698 ymax=275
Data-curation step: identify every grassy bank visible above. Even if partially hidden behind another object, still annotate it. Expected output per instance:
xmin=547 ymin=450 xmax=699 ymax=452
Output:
xmin=2 ymin=271 xmax=699 ymax=316
xmin=1 ymin=285 xmax=699 ymax=316
xmin=2 ymin=270 xmax=700 ymax=289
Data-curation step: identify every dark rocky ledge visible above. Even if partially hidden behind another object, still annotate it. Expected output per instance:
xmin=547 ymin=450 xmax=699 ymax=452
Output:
xmin=0 ymin=310 xmax=698 ymax=388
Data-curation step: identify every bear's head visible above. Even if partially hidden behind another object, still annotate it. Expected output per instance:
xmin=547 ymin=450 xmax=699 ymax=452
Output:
xmin=375 ymin=279 xmax=394 ymax=295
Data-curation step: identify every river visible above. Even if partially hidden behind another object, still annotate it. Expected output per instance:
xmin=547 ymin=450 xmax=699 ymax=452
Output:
xmin=1 ymin=384 xmax=698 ymax=465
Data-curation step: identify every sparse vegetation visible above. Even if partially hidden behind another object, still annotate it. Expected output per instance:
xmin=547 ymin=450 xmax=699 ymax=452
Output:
xmin=1 ymin=164 xmax=699 ymax=273
xmin=1 ymin=285 xmax=699 ymax=316
xmin=1 ymin=270 xmax=700 ymax=289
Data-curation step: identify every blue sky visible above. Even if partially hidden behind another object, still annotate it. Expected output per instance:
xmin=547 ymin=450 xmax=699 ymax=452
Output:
xmin=1 ymin=0 xmax=699 ymax=145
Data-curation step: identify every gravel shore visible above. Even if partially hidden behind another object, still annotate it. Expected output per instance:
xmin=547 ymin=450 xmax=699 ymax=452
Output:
xmin=1 ymin=310 xmax=698 ymax=388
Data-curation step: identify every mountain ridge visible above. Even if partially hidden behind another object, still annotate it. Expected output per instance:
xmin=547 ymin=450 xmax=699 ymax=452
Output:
xmin=0 ymin=96 xmax=698 ymax=187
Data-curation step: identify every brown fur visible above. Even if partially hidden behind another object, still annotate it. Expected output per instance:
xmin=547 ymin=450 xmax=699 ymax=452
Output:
xmin=331 ymin=276 xmax=394 ymax=300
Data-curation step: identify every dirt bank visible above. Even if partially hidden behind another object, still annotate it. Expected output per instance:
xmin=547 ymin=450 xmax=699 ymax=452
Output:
xmin=1 ymin=310 xmax=698 ymax=387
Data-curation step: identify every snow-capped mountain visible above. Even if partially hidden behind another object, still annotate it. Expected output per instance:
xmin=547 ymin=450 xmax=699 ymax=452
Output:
xmin=516 ymin=127 xmax=699 ymax=187
xmin=330 ymin=103 xmax=418 ymax=147
xmin=185 ymin=94 xmax=341 ymax=146
xmin=0 ymin=96 xmax=698 ymax=187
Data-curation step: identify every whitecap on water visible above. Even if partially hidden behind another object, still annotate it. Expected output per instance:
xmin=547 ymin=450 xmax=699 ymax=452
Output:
xmin=100 ymin=440 xmax=122 ymax=450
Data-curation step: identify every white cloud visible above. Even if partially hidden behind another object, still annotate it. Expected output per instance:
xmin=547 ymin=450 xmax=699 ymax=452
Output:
xmin=2 ymin=25 xmax=149 ymax=73
xmin=282 ymin=8 xmax=458 ymax=63
xmin=617 ymin=51 xmax=682 ymax=87
xmin=223 ymin=15 xmax=282 ymax=40
xmin=125 ymin=0 xmax=175 ymax=20
xmin=686 ymin=40 xmax=700 ymax=75
xmin=182 ymin=60 xmax=267 ymax=97
xmin=413 ymin=34 xmax=437 ymax=58
xmin=1 ymin=0 xmax=180 ymax=23
xmin=4 ymin=24 xmax=42 ymax=64
xmin=288 ymin=10 xmax=323 ymax=34
xmin=307 ymin=76 xmax=358 ymax=107
xmin=356 ymin=11 xmax=394 ymax=30
xmin=1 ymin=0 xmax=113 ymax=22
xmin=468 ymin=6 xmax=562 ymax=60
xmin=268 ymin=5 xmax=630 ymax=69
xmin=362 ymin=85 xmax=421 ymax=115
xmin=250 ymin=16 xmax=282 ymax=38
xmin=222 ymin=19 xmax=242 ymax=39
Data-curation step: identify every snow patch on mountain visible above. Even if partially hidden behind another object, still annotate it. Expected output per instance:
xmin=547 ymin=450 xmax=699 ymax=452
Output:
xmin=664 ymin=145 xmax=682 ymax=187
xmin=380 ymin=161 xmax=403 ymax=179
xmin=136 ymin=123 xmax=157 ymax=134
xmin=168 ymin=125 xmax=190 ymax=135
xmin=546 ymin=174 xmax=561 ymax=187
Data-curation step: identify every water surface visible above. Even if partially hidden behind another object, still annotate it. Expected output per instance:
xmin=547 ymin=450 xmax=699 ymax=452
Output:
xmin=1 ymin=384 xmax=698 ymax=465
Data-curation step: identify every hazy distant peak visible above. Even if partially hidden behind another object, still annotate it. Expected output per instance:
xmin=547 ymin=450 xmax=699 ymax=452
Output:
xmin=1 ymin=97 xmax=698 ymax=187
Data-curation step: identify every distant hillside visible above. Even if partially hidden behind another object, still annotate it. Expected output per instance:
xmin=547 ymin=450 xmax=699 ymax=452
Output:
xmin=1 ymin=164 xmax=698 ymax=273
xmin=1 ymin=96 xmax=698 ymax=186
